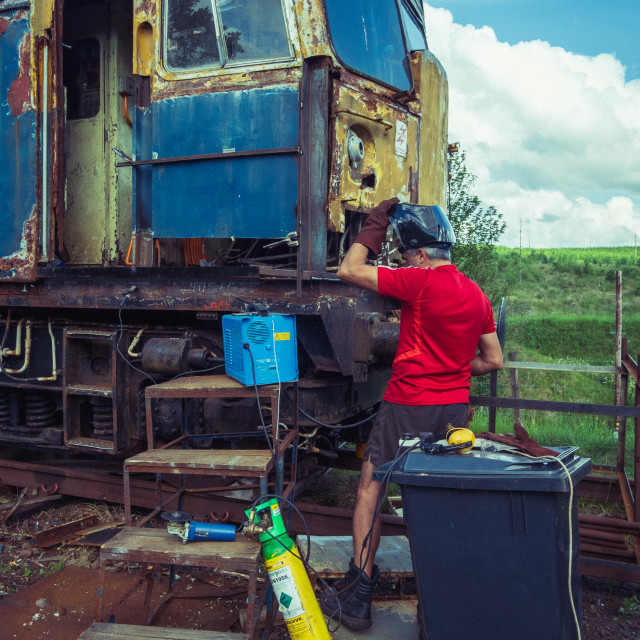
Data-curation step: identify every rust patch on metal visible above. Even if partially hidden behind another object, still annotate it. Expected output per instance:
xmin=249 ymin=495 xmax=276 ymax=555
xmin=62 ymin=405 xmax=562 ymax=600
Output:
xmin=0 ymin=17 xmax=9 ymax=37
xmin=8 ymin=31 xmax=31 ymax=116
xmin=153 ymin=66 xmax=301 ymax=101
xmin=0 ymin=206 xmax=38 ymax=280
xmin=138 ymin=0 xmax=156 ymax=14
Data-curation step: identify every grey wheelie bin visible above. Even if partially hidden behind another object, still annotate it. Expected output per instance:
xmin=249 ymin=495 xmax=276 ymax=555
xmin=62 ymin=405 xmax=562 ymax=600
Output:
xmin=374 ymin=444 xmax=591 ymax=640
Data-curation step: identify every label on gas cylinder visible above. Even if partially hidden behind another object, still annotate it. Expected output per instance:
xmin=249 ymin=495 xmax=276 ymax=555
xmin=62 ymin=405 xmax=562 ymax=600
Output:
xmin=268 ymin=563 xmax=304 ymax=620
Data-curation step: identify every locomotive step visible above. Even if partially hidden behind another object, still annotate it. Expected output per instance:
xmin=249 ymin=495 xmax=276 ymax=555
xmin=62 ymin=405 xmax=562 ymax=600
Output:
xmin=99 ymin=526 xmax=261 ymax=570
xmin=78 ymin=622 xmax=248 ymax=640
xmin=124 ymin=448 xmax=275 ymax=478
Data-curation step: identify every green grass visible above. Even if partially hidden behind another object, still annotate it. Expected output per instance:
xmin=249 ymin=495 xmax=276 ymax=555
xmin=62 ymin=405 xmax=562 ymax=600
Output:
xmin=466 ymin=246 xmax=639 ymax=475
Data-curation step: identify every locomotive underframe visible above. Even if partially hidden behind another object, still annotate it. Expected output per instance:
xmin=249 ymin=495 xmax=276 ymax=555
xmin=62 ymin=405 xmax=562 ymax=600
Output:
xmin=0 ymin=267 xmax=399 ymax=455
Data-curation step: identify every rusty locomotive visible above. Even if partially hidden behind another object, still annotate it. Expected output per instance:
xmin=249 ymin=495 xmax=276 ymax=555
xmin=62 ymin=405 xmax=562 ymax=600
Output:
xmin=0 ymin=0 xmax=448 ymax=465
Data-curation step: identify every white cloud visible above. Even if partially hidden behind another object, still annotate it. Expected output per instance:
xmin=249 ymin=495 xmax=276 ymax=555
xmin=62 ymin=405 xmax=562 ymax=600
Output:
xmin=424 ymin=5 xmax=640 ymax=247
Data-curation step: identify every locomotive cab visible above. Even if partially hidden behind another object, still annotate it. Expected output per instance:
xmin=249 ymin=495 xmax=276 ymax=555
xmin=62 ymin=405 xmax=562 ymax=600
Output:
xmin=0 ymin=0 xmax=448 ymax=457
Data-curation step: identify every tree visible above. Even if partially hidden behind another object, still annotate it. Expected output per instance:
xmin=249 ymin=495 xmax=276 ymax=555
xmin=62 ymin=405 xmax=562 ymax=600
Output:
xmin=447 ymin=148 xmax=506 ymax=299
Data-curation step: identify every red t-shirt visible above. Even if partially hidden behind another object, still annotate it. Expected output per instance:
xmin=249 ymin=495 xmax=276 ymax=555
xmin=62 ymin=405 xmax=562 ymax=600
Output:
xmin=378 ymin=264 xmax=496 ymax=405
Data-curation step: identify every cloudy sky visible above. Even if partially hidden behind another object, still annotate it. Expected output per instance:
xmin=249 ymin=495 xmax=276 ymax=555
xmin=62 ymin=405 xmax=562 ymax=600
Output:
xmin=423 ymin=1 xmax=640 ymax=248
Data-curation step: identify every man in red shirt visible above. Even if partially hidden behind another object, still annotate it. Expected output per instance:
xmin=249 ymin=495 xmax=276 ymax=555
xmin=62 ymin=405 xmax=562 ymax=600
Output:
xmin=322 ymin=199 xmax=504 ymax=630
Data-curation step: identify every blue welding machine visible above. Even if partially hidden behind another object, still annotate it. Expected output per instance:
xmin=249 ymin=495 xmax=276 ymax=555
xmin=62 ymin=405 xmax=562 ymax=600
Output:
xmin=222 ymin=314 xmax=298 ymax=385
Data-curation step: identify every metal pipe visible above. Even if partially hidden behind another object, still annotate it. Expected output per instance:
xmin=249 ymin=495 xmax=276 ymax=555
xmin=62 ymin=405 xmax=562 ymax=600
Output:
xmin=41 ymin=43 xmax=50 ymax=260
xmin=2 ymin=317 xmax=27 ymax=357
xmin=37 ymin=320 xmax=59 ymax=382
xmin=3 ymin=320 xmax=32 ymax=374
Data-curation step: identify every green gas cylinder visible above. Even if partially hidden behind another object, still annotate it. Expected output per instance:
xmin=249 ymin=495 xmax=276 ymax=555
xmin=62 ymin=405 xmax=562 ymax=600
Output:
xmin=245 ymin=498 xmax=331 ymax=640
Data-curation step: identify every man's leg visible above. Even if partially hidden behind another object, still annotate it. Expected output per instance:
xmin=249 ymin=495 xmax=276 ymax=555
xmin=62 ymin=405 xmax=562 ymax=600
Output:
xmin=352 ymin=459 xmax=382 ymax=578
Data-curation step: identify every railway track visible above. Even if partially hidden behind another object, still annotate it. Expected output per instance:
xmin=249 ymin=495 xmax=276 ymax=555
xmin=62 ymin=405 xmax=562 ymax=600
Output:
xmin=1 ymin=455 xmax=639 ymax=583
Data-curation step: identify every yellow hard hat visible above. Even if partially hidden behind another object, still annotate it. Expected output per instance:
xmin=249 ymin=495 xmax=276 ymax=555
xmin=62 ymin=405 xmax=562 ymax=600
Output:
xmin=446 ymin=427 xmax=475 ymax=452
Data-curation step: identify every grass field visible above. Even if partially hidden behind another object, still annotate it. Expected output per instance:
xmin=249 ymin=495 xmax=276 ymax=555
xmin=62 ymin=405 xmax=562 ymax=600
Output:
xmin=469 ymin=246 xmax=639 ymax=471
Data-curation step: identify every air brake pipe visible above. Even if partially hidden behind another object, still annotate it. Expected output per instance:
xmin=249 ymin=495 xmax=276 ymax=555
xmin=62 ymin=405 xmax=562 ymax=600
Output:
xmin=2 ymin=318 xmax=32 ymax=373
xmin=37 ymin=320 xmax=59 ymax=382
xmin=41 ymin=42 xmax=50 ymax=260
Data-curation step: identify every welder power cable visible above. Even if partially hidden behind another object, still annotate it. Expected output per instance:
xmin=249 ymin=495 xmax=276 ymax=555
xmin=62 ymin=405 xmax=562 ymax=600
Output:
xmin=283 ymin=388 xmax=379 ymax=430
xmin=357 ymin=438 xmax=420 ymax=576
xmin=270 ymin=317 xmax=282 ymax=463
xmin=323 ymin=438 xmax=420 ymax=631
xmin=245 ymin=344 xmax=277 ymax=465
xmin=511 ymin=450 xmax=581 ymax=640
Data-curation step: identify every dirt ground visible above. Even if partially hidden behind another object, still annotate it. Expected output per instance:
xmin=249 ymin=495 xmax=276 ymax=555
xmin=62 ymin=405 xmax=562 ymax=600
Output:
xmin=1 ymin=496 xmax=639 ymax=639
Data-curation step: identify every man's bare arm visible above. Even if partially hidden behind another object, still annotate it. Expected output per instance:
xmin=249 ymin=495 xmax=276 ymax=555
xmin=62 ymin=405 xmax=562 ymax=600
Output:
xmin=470 ymin=332 xmax=504 ymax=375
xmin=336 ymin=243 xmax=379 ymax=292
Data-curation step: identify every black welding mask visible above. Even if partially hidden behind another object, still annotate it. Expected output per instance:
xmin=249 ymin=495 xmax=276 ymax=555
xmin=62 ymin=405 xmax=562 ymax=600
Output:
xmin=389 ymin=204 xmax=456 ymax=252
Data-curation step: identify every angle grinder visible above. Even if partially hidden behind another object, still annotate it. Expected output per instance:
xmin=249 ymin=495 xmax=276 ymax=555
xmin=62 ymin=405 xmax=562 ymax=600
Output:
xmin=161 ymin=511 xmax=236 ymax=544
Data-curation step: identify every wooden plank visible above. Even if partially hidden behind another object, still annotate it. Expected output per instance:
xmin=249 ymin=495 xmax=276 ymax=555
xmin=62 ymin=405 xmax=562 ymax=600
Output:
xmin=100 ymin=527 xmax=260 ymax=570
xmin=124 ymin=449 xmax=273 ymax=475
xmin=145 ymin=375 xmax=279 ymax=398
xmin=308 ymin=535 xmax=413 ymax=578
xmin=78 ymin=622 xmax=248 ymax=640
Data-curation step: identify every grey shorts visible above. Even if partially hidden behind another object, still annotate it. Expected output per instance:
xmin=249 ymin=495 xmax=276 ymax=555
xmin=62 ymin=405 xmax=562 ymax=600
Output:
xmin=364 ymin=400 xmax=471 ymax=468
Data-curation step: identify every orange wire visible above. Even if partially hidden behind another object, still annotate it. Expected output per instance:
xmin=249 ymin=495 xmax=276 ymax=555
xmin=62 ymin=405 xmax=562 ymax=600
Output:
xmin=123 ymin=95 xmax=133 ymax=128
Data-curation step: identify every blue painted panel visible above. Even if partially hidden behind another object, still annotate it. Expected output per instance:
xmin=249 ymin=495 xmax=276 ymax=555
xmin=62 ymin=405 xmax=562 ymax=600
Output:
xmin=0 ymin=12 xmax=38 ymax=259
xmin=147 ymin=86 xmax=299 ymax=239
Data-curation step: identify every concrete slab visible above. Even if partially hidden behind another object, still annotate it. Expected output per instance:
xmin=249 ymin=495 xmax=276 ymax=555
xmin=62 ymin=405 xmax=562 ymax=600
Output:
xmin=308 ymin=535 xmax=413 ymax=578
xmin=329 ymin=598 xmax=420 ymax=640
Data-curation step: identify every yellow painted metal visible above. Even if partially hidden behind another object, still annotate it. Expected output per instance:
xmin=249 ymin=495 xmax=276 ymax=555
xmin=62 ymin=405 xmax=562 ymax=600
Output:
xmin=328 ymin=85 xmax=418 ymax=232
xmin=31 ymin=0 xmax=54 ymax=33
xmin=411 ymin=50 xmax=449 ymax=209
xmin=133 ymin=0 xmax=157 ymax=76
xmin=264 ymin=545 xmax=332 ymax=640
xmin=63 ymin=0 xmax=132 ymax=265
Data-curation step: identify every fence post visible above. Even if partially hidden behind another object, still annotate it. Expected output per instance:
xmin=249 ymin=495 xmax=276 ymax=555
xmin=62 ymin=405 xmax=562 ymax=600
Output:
xmin=509 ymin=352 xmax=522 ymax=424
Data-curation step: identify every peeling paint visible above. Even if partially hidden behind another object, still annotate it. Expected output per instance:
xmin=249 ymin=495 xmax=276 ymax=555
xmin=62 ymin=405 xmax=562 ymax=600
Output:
xmin=7 ymin=31 xmax=31 ymax=116
xmin=0 ymin=207 xmax=38 ymax=279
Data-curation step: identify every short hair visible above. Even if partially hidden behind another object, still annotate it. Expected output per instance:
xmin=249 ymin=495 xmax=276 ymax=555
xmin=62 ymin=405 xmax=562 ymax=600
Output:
xmin=405 ymin=246 xmax=451 ymax=261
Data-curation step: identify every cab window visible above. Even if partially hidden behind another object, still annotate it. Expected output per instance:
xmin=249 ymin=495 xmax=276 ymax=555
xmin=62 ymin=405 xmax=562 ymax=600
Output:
xmin=324 ymin=0 xmax=411 ymax=90
xmin=164 ymin=0 xmax=292 ymax=72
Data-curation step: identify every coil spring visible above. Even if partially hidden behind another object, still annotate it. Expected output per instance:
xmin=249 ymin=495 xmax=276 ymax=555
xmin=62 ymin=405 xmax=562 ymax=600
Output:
xmin=25 ymin=392 xmax=58 ymax=428
xmin=0 ymin=390 xmax=10 ymax=427
xmin=91 ymin=398 xmax=114 ymax=439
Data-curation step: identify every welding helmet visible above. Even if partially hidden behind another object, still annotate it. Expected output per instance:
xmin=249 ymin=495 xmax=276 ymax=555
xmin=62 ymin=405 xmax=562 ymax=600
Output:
xmin=389 ymin=204 xmax=456 ymax=252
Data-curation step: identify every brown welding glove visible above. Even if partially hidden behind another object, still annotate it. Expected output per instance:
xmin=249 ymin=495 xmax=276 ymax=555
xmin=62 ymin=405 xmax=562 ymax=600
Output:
xmin=353 ymin=198 xmax=400 ymax=257
xmin=479 ymin=423 xmax=558 ymax=458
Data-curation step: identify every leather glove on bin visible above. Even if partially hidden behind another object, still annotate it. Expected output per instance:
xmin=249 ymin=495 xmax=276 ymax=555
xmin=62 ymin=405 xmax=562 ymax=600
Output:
xmin=479 ymin=423 xmax=558 ymax=458
xmin=353 ymin=197 xmax=400 ymax=257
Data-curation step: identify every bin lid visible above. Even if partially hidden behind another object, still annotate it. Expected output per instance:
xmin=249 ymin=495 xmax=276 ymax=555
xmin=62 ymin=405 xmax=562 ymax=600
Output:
xmin=373 ymin=443 xmax=592 ymax=492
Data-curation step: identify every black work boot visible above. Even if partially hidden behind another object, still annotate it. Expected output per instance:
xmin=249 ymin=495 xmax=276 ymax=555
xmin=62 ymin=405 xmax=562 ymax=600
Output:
xmin=320 ymin=558 xmax=380 ymax=630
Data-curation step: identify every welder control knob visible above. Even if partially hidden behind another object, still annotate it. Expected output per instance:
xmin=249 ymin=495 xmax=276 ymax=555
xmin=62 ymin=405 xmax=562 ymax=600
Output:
xmin=161 ymin=510 xmax=192 ymax=523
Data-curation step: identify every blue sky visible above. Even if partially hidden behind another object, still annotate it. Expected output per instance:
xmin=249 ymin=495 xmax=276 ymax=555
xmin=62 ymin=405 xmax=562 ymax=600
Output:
xmin=426 ymin=0 xmax=640 ymax=80
xmin=423 ymin=2 xmax=640 ymax=247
